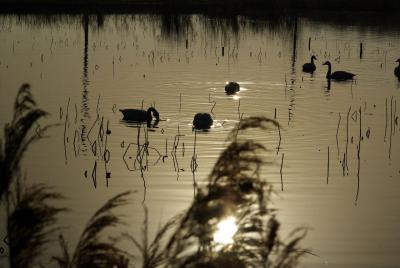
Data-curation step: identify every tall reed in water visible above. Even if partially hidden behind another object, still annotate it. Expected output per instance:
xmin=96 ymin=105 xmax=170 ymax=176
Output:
xmin=0 ymin=84 xmax=51 ymax=200
xmin=7 ymin=179 xmax=66 ymax=268
xmin=123 ymin=206 xmax=180 ymax=268
xmin=53 ymin=191 xmax=132 ymax=268
xmin=164 ymin=116 xmax=309 ymax=267
xmin=1 ymin=85 xmax=131 ymax=268
xmin=0 ymin=84 xmax=66 ymax=268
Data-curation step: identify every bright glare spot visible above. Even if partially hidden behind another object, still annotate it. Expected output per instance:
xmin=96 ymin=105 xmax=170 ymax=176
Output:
xmin=213 ymin=216 xmax=238 ymax=246
xmin=232 ymin=95 xmax=240 ymax=100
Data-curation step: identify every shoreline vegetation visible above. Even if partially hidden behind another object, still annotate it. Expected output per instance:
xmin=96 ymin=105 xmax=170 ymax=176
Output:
xmin=0 ymin=84 xmax=309 ymax=267
xmin=1 ymin=3 xmax=400 ymax=34
xmin=0 ymin=0 xmax=400 ymax=13
xmin=1 ymin=11 xmax=400 ymax=37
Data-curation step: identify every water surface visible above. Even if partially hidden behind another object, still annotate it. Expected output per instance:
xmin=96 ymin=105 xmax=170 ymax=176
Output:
xmin=1 ymin=13 xmax=400 ymax=267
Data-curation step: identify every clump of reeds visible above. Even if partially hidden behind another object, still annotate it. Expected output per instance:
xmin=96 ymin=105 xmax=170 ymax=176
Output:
xmin=53 ymin=191 xmax=132 ymax=268
xmin=0 ymin=84 xmax=66 ymax=268
xmin=0 ymin=83 xmax=51 ymax=200
xmin=123 ymin=206 xmax=180 ymax=268
xmin=7 ymin=178 xmax=66 ymax=268
xmin=163 ymin=116 xmax=309 ymax=267
xmin=1 ymin=84 xmax=131 ymax=268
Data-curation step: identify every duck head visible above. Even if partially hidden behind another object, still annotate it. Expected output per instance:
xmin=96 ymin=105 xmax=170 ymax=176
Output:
xmin=225 ymin=81 xmax=240 ymax=95
xmin=311 ymin=55 xmax=317 ymax=61
xmin=146 ymin=107 xmax=160 ymax=124
xmin=322 ymin=61 xmax=331 ymax=66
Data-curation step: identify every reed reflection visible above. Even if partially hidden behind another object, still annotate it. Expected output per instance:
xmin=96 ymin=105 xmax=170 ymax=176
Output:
xmin=287 ymin=15 xmax=298 ymax=126
xmin=3 ymin=11 xmax=400 ymax=39
xmin=80 ymin=14 xmax=90 ymax=154
xmin=159 ymin=14 xmax=193 ymax=42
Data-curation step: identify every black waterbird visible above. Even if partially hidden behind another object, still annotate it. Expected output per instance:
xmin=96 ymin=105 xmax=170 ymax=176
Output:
xmin=395 ymin=59 xmax=400 ymax=79
xmin=119 ymin=107 xmax=160 ymax=125
xmin=302 ymin=55 xmax=317 ymax=73
xmin=225 ymin=81 xmax=240 ymax=95
xmin=193 ymin=113 xmax=213 ymax=130
xmin=323 ymin=61 xmax=355 ymax=80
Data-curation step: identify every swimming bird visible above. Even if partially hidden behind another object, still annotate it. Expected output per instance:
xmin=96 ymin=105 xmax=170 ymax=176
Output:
xmin=119 ymin=107 xmax=159 ymax=125
xmin=302 ymin=55 xmax=317 ymax=73
xmin=322 ymin=61 xmax=355 ymax=80
xmin=193 ymin=113 xmax=213 ymax=130
xmin=395 ymin=59 xmax=400 ymax=79
xmin=225 ymin=81 xmax=240 ymax=95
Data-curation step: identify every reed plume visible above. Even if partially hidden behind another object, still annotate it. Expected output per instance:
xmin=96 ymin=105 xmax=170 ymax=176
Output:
xmin=8 ymin=180 xmax=66 ymax=268
xmin=164 ymin=116 xmax=309 ymax=267
xmin=0 ymin=83 xmax=52 ymax=201
xmin=123 ymin=206 xmax=180 ymax=268
xmin=0 ymin=84 xmax=65 ymax=267
xmin=53 ymin=191 xmax=132 ymax=268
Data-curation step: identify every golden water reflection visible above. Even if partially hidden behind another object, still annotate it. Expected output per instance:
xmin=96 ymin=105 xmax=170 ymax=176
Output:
xmin=213 ymin=216 xmax=238 ymax=247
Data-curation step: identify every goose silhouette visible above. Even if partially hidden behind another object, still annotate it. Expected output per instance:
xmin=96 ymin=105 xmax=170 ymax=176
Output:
xmin=225 ymin=81 xmax=240 ymax=95
xmin=119 ymin=107 xmax=159 ymax=125
xmin=193 ymin=113 xmax=213 ymax=130
xmin=395 ymin=59 xmax=400 ymax=79
xmin=302 ymin=55 xmax=317 ymax=73
xmin=323 ymin=61 xmax=355 ymax=80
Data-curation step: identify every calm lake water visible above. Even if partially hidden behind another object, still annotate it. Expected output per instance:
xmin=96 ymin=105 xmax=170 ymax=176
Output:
xmin=1 ymin=12 xmax=400 ymax=267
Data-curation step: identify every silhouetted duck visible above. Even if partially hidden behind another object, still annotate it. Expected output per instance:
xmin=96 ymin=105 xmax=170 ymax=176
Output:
xmin=193 ymin=113 xmax=213 ymax=130
xmin=225 ymin=81 xmax=240 ymax=95
xmin=302 ymin=55 xmax=317 ymax=73
xmin=395 ymin=59 xmax=400 ymax=79
xmin=323 ymin=61 xmax=355 ymax=80
xmin=119 ymin=107 xmax=159 ymax=125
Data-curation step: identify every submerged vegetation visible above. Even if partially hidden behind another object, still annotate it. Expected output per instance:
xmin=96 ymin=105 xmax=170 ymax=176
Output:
xmin=0 ymin=85 xmax=309 ymax=267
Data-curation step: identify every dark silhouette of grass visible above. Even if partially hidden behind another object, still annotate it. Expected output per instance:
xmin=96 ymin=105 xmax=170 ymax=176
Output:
xmin=0 ymin=84 xmax=52 ymax=201
xmin=0 ymin=84 xmax=65 ymax=268
xmin=164 ymin=117 xmax=309 ymax=267
xmin=123 ymin=206 xmax=180 ymax=268
xmin=8 ymin=180 xmax=66 ymax=268
xmin=53 ymin=191 xmax=132 ymax=268
xmin=0 ymin=84 xmax=131 ymax=268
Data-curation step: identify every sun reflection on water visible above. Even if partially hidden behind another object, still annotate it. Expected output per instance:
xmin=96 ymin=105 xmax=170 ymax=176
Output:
xmin=213 ymin=216 xmax=238 ymax=247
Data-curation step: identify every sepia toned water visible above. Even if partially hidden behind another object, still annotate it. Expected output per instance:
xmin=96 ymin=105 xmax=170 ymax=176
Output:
xmin=1 ymin=12 xmax=400 ymax=267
